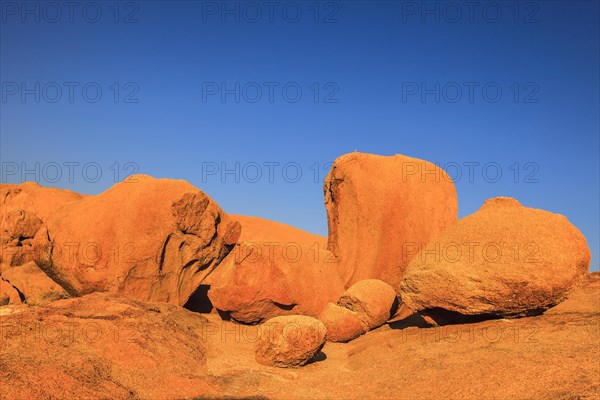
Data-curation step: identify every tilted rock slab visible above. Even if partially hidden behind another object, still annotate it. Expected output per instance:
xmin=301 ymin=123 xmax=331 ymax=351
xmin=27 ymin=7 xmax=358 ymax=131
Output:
xmin=324 ymin=152 xmax=458 ymax=292
xmin=0 ymin=278 xmax=22 ymax=305
xmin=33 ymin=175 xmax=240 ymax=305
xmin=1 ymin=261 xmax=69 ymax=305
xmin=400 ymin=197 xmax=591 ymax=322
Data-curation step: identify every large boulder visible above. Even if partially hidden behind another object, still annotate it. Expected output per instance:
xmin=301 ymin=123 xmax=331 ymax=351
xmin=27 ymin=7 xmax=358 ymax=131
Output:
xmin=1 ymin=261 xmax=69 ymax=305
xmin=208 ymin=215 xmax=344 ymax=324
xmin=33 ymin=175 xmax=241 ymax=305
xmin=324 ymin=152 xmax=458 ymax=292
xmin=0 ymin=292 xmax=213 ymax=399
xmin=400 ymin=197 xmax=591 ymax=322
xmin=255 ymin=315 xmax=327 ymax=367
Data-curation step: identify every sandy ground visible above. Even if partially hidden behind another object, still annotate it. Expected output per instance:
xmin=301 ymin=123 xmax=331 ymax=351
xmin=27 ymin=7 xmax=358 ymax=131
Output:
xmin=200 ymin=277 xmax=599 ymax=399
xmin=1 ymin=275 xmax=598 ymax=399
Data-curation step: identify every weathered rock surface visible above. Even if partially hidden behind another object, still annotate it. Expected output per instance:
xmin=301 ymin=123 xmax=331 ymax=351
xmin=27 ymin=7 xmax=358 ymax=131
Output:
xmin=0 ymin=292 xmax=215 ymax=399
xmin=255 ymin=315 xmax=327 ymax=367
xmin=1 ymin=182 xmax=82 ymax=269
xmin=208 ymin=215 xmax=344 ymax=324
xmin=338 ymin=279 xmax=398 ymax=329
xmin=0 ymin=278 xmax=22 ymax=305
xmin=32 ymin=175 xmax=241 ymax=305
xmin=0 ymin=182 xmax=83 ymax=222
xmin=324 ymin=152 xmax=458 ymax=292
xmin=319 ymin=302 xmax=367 ymax=342
xmin=0 ymin=209 xmax=41 ymax=268
xmin=401 ymin=197 xmax=591 ymax=321
xmin=1 ymin=261 xmax=69 ymax=305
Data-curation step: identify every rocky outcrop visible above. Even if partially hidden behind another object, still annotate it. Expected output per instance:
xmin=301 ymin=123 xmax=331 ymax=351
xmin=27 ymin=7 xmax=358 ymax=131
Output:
xmin=0 ymin=292 xmax=212 ymax=399
xmin=324 ymin=153 xmax=458 ymax=292
xmin=208 ymin=215 xmax=344 ymax=324
xmin=255 ymin=315 xmax=327 ymax=367
xmin=400 ymin=197 xmax=591 ymax=323
xmin=32 ymin=175 xmax=241 ymax=305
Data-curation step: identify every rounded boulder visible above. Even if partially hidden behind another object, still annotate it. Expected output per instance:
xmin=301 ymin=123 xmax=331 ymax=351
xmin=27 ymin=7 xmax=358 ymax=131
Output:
xmin=255 ymin=315 xmax=326 ymax=368
xmin=337 ymin=279 xmax=398 ymax=330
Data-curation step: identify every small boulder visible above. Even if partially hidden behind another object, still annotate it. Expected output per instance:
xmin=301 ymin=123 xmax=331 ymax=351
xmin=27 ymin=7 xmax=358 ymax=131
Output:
xmin=255 ymin=315 xmax=326 ymax=368
xmin=319 ymin=302 xmax=367 ymax=342
xmin=337 ymin=279 xmax=397 ymax=330
xmin=400 ymin=197 xmax=591 ymax=322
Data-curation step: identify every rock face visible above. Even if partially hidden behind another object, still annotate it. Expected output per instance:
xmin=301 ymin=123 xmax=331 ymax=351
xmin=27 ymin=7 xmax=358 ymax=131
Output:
xmin=255 ymin=315 xmax=327 ymax=367
xmin=324 ymin=152 xmax=458 ymax=292
xmin=400 ymin=197 xmax=591 ymax=321
xmin=0 ymin=292 xmax=213 ymax=399
xmin=319 ymin=302 xmax=367 ymax=342
xmin=1 ymin=261 xmax=69 ymax=305
xmin=338 ymin=279 xmax=398 ymax=330
xmin=208 ymin=215 xmax=344 ymax=324
xmin=33 ymin=175 xmax=241 ymax=305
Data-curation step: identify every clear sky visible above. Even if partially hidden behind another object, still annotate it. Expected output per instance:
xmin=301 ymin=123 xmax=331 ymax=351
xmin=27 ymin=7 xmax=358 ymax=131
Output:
xmin=1 ymin=1 xmax=598 ymax=269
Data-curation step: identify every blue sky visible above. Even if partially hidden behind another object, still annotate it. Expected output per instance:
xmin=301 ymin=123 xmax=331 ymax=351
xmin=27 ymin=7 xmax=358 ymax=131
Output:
xmin=1 ymin=1 xmax=598 ymax=269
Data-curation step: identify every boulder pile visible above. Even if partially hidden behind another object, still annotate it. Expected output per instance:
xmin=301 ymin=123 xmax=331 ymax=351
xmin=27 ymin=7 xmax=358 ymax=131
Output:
xmin=0 ymin=152 xmax=593 ymax=372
